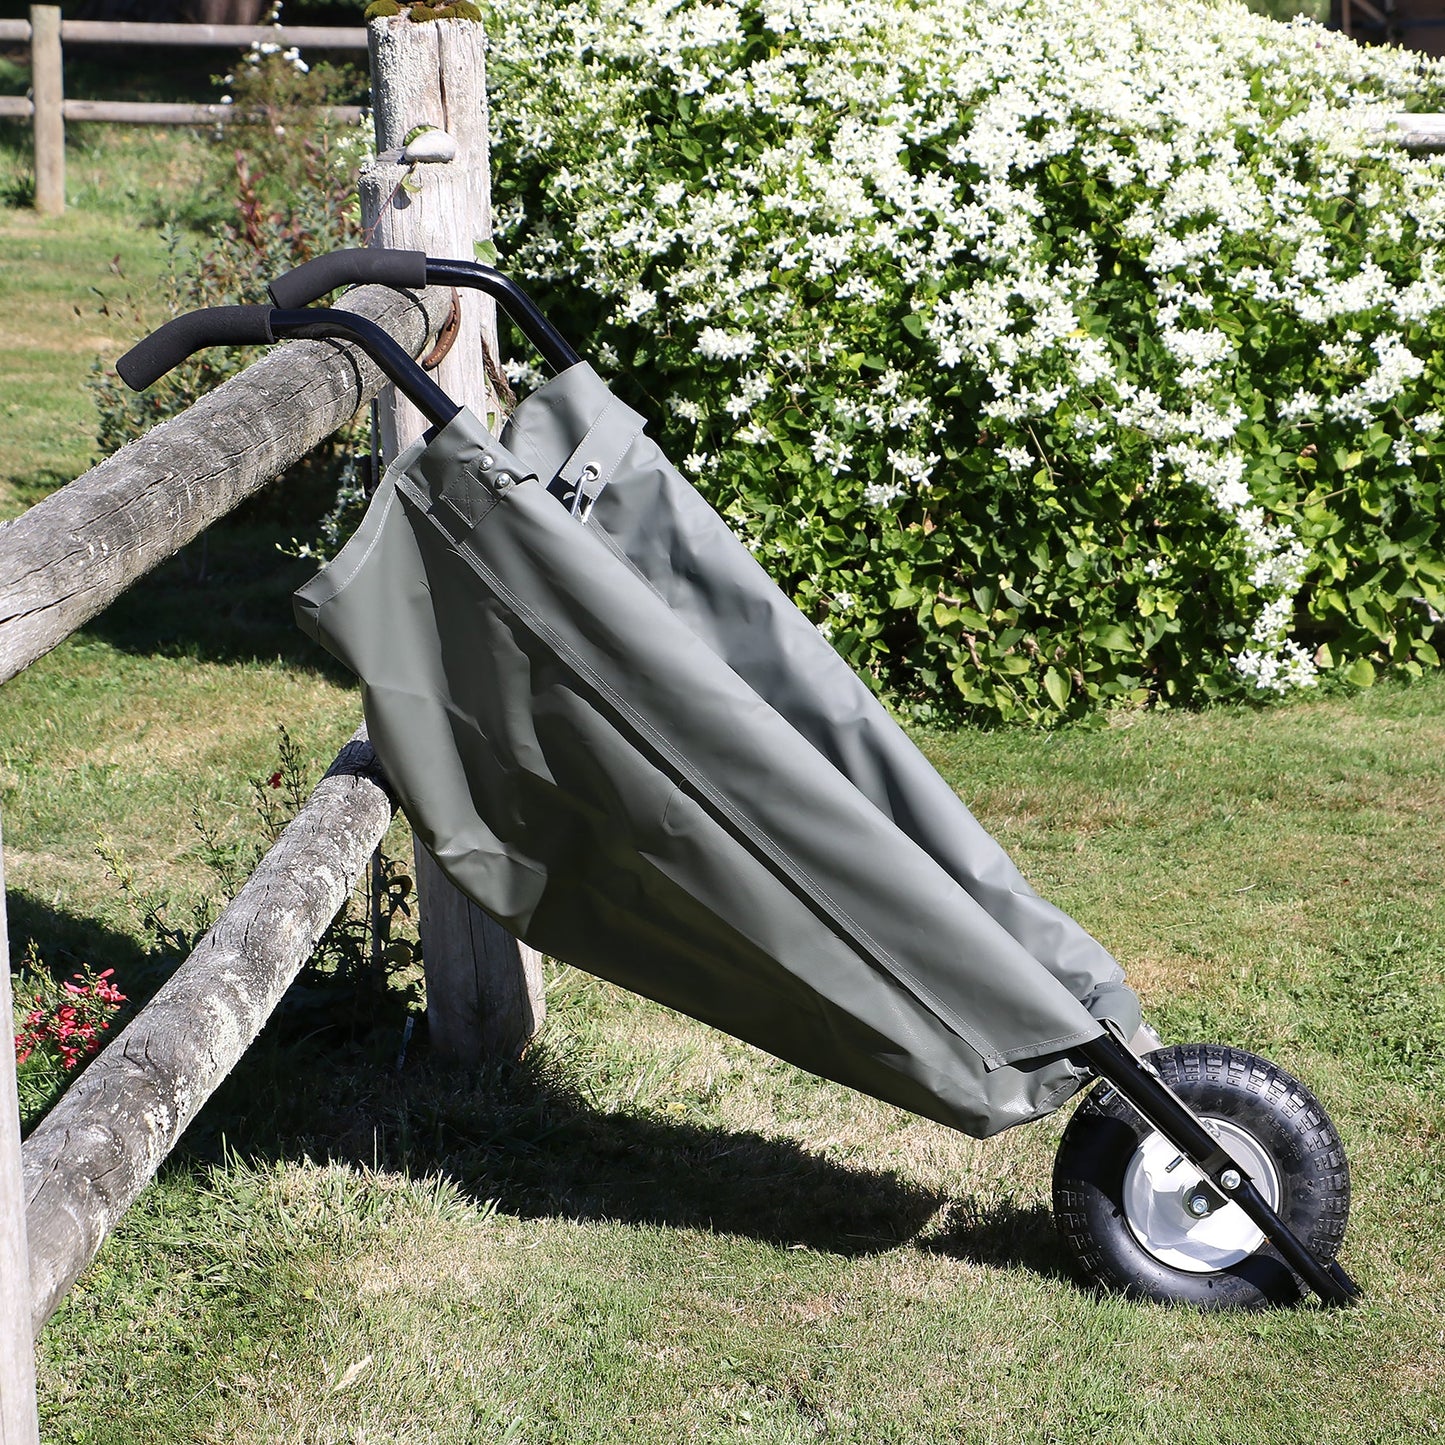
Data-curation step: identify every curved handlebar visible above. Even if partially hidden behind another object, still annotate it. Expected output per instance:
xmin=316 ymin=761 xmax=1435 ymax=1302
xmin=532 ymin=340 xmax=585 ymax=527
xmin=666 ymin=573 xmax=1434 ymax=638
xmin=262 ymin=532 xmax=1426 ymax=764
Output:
xmin=115 ymin=305 xmax=276 ymax=392
xmin=267 ymin=248 xmax=430 ymax=309
xmin=116 ymin=305 xmax=462 ymax=430
xmin=267 ymin=248 xmax=584 ymax=373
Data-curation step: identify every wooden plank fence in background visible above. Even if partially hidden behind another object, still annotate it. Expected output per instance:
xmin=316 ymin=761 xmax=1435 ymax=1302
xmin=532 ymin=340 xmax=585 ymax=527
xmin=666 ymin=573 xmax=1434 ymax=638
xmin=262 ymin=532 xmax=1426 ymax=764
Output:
xmin=0 ymin=6 xmax=368 ymax=214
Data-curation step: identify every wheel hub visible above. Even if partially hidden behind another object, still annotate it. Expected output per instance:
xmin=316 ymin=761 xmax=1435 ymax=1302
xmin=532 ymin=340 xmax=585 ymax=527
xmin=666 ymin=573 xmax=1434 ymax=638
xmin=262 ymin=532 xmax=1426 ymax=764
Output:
xmin=1121 ymin=1117 xmax=1282 ymax=1275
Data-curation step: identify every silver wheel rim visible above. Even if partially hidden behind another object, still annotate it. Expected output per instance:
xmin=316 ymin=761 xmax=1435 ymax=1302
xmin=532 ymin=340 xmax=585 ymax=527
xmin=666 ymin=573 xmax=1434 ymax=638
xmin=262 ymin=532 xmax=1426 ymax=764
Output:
xmin=1122 ymin=1117 xmax=1282 ymax=1275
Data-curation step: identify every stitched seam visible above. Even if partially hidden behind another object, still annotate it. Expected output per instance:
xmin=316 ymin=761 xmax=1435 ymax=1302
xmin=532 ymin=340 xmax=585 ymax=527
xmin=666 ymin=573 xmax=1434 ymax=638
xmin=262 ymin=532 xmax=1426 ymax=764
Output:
xmin=592 ymin=419 xmax=647 ymax=490
xmin=561 ymin=401 xmax=646 ymax=490
xmin=307 ymin=482 xmax=400 ymax=603
xmin=557 ymin=403 xmax=619 ymax=485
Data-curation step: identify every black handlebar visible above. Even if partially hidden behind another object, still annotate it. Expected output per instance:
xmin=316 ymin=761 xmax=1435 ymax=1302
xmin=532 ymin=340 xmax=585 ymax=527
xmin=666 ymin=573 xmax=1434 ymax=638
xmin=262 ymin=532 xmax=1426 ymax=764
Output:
xmin=267 ymin=248 xmax=584 ymax=374
xmin=115 ymin=304 xmax=277 ymax=392
xmin=266 ymin=248 xmax=430 ymax=308
xmin=115 ymin=305 xmax=462 ymax=430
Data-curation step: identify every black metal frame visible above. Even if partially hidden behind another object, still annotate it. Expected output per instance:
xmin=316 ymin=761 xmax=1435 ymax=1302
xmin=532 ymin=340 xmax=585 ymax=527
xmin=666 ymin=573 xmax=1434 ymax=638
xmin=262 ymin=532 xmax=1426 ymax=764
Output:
xmin=269 ymin=307 xmax=462 ymax=426
xmin=116 ymin=304 xmax=462 ymax=429
xmin=1072 ymin=1033 xmax=1362 ymax=1307
xmin=266 ymin=248 xmax=584 ymax=374
xmin=422 ymin=258 xmax=584 ymax=373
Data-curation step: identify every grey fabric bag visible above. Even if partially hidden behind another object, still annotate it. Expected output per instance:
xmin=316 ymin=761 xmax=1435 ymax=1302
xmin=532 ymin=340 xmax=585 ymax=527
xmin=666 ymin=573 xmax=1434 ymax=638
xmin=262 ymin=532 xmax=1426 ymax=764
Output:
xmin=501 ymin=363 xmax=1140 ymax=1041
xmin=296 ymin=403 xmax=1133 ymax=1137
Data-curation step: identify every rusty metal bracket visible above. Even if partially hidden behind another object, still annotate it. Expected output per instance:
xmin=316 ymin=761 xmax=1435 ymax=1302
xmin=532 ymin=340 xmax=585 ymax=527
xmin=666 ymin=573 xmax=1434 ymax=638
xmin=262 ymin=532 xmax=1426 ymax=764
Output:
xmin=420 ymin=287 xmax=462 ymax=370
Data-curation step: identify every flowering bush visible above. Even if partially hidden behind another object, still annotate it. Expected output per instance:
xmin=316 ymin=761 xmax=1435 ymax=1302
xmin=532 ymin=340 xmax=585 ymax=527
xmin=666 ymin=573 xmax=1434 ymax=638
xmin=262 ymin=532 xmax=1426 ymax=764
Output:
xmin=14 ymin=951 xmax=128 ymax=1126
xmin=486 ymin=0 xmax=1445 ymax=721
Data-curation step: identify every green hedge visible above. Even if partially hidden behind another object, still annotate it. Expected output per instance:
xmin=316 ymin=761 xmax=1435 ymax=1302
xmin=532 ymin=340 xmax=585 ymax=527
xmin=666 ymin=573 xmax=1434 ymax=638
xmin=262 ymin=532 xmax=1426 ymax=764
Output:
xmin=484 ymin=0 xmax=1445 ymax=722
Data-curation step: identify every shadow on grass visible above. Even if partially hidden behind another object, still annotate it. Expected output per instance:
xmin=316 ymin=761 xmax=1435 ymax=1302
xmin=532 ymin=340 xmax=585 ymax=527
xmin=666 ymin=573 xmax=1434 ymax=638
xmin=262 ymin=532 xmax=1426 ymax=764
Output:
xmin=79 ymin=517 xmax=352 ymax=677
xmin=7 ymin=891 xmax=155 ymax=984
xmin=10 ymin=892 xmax=1056 ymax=1273
xmin=920 ymin=1197 xmax=1073 ymax=1282
xmin=187 ymin=1022 xmax=950 ymax=1261
xmin=8 ymin=892 xmax=194 ymax=1134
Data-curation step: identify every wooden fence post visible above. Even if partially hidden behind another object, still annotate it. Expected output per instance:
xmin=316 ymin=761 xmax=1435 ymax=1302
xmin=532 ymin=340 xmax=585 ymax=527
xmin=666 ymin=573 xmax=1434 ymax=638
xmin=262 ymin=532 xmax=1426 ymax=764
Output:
xmin=359 ymin=12 xmax=546 ymax=1065
xmin=0 ymin=821 xmax=41 ymax=1444
xmin=30 ymin=6 xmax=63 ymax=216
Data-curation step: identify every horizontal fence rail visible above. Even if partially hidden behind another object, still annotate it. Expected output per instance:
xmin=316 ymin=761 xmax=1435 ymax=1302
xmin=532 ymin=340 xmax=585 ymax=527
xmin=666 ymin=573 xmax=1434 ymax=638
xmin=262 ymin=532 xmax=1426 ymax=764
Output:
xmin=2 ymin=6 xmax=368 ymax=212
xmin=0 ymin=18 xmax=366 ymax=47
xmin=0 ymin=96 xmax=363 ymax=123
xmin=0 ymin=281 xmax=452 ymax=686
xmin=1381 ymin=111 xmax=1445 ymax=148
xmin=2 ymin=277 xmax=454 ymax=1334
xmin=22 ymin=727 xmax=396 ymax=1336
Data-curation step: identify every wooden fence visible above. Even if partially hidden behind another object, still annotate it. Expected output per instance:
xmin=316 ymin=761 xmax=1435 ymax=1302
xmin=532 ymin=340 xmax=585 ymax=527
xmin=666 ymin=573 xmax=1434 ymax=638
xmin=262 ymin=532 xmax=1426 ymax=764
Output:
xmin=0 ymin=16 xmax=544 ymax=1433
xmin=1334 ymin=0 xmax=1445 ymax=57
xmin=0 ymin=6 xmax=368 ymax=214
xmin=0 ymin=280 xmax=451 ymax=1442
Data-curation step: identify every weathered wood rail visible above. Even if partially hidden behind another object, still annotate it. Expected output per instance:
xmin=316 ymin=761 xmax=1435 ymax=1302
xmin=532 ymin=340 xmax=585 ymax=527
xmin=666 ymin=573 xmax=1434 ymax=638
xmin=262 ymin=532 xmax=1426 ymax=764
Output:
xmin=0 ymin=6 xmax=367 ymax=214
xmin=0 ymin=282 xmax=449 ymax=686
xmin=22 ymin=728 xmax=395 ymax=1336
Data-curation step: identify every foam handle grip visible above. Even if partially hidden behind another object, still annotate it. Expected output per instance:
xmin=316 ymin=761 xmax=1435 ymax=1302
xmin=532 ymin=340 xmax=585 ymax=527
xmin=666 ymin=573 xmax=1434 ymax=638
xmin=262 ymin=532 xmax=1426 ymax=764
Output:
xmin=267 ymin=248 xmax=430 ymax=309
xmin=115 ymin=305 xmax=276 ymax=391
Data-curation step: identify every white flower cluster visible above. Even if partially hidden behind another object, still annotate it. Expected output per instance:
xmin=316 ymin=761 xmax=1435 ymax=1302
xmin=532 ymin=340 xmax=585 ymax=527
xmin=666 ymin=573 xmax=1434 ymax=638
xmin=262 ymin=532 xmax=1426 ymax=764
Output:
xmin=485 ymin=0 xmax=1445 ymax=702
xmin=246 ymin=40 xmax=308 ymax=75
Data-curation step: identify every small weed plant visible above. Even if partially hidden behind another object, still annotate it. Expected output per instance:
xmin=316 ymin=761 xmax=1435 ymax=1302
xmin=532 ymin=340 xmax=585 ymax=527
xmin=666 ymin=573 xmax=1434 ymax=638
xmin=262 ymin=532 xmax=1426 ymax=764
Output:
xmin=485 ymin=0 xmax=1445 ymax=723
xmin=17 ymin=724 xmax=419 ymax=1128
xmin=99 ymin=725 xmax=419 ymax=1023
xmin=90 ymin=32 xmax=368 ymax=526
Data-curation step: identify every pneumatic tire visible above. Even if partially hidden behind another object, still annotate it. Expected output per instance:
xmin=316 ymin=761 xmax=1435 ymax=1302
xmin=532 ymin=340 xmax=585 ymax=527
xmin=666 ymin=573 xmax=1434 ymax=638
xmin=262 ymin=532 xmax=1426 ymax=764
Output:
xmin=1052 ymin=1044 xmax=1351 ymax=1310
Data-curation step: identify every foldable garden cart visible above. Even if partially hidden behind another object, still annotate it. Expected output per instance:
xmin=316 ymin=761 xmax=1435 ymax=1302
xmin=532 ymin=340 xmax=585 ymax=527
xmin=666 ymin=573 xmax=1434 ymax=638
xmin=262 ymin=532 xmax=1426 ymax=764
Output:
xmin=116 ymin=251 xmax=1361 ymax=1310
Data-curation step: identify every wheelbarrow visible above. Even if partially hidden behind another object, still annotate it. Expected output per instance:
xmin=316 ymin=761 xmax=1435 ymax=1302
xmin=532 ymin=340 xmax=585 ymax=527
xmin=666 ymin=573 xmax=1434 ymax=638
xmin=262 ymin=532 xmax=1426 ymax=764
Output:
xmin=116 ymin=254 xmax=1361 ymax=1311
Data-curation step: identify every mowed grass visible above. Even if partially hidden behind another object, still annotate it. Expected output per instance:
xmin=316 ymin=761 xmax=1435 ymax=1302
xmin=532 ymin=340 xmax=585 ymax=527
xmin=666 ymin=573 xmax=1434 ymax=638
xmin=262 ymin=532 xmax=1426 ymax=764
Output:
xmin=0 ymin=116 xmax=222 ymax=514
xmin=1 ymin=125 xmax=1442 ymax=1445
xmin=24 ymin=681 xmax=1445 ymax=1445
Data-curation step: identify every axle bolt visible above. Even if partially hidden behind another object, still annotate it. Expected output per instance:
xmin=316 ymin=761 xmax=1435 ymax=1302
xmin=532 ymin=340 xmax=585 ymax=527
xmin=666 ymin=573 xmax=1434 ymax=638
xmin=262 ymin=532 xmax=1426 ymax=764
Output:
xmin=1188 ymin=1194 xmax=1211 ymax=1217
xmin=1221 ymin=1169 xmax=1241 ymax=1191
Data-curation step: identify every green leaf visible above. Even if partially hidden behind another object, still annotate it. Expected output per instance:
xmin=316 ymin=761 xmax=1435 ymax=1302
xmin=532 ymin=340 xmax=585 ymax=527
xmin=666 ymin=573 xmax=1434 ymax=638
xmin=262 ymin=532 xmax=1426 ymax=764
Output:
xmin=1344 ymin=657 xmax=1377 ymax=688
xmin=1090 ymin=623 xmax=1132 ymax=653
xmin=1043 ymin=666 xmax=1070 ymax=711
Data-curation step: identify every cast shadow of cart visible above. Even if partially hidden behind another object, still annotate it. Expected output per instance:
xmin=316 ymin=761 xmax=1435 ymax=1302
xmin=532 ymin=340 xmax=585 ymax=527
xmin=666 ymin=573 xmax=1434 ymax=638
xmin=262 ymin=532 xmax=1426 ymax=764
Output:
xmin=78 ymin=517 xmax=354 ymax=678
xmin=204 ymin=1034 xmax=1071 ymax=1277
xmin=919 ymin=1196 xmax=1073 ymax=1282
xmin=9 ymin=887 xmax=1072 ymax=1280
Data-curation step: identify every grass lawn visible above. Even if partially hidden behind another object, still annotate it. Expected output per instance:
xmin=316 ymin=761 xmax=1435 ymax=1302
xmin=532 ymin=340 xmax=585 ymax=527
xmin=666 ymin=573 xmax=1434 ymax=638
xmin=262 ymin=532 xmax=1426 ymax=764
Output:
xmin=1 ymin=120 xmax=1443 ymax=1445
